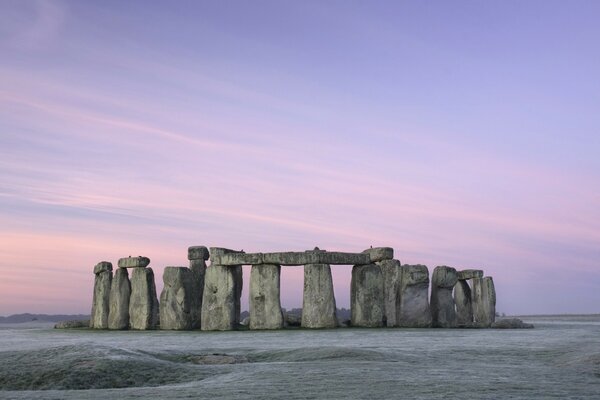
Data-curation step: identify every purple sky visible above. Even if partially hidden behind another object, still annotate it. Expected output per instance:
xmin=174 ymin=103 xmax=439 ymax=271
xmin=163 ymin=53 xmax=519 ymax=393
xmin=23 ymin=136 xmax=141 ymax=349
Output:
xmin=1 ymin=0 xmax=599 ymax=316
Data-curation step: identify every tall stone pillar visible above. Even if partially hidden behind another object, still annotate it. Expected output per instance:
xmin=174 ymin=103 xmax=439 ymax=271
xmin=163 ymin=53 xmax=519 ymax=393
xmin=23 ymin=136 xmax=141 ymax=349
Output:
xmin=249 ymin=264 xmax=283 ymax=330
xmin=188 ymin=246 xmax=209 ymax=329
xmin=160 ymin=267 xmax=194 ymax=330
xmin=397 ymin=264 xmax=432 ymax=328
xmin=301 ymin=263 xmax=338 ymax=328
xmin=201 ymin=264 xmax=243 ymax=331
xmin=351 ymin=264 xmax=384 ymax=327
xmin=472 ymin=276 xmax=496 ymax=328
xmin=430 ymin=266 xmax=458 ymax=328
xmin=108 ymin=267 xmax=130 ymax=330
xmin=122 ymin=256 xmax=159 ymax=330
xmin=378 ymin=259 xmax=402 ymax=327
xmin=91 ymin=261 xmax=112 ymax=329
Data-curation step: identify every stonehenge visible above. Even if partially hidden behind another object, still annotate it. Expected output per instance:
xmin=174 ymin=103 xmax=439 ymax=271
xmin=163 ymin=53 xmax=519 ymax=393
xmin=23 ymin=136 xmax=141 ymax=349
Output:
xmin=90 ymin=246 xmax=500 ymax=331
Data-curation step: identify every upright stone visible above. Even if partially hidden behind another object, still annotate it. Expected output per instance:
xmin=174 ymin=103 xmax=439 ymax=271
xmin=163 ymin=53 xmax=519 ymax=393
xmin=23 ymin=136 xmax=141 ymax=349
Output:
xmin=430 ymin=266 xmax=458 ymax=328
xmin=188 ymin=246 xmax=209 ymax=329
xmin=201 ymin=264 xmax=243 ymax=331
xmin=249 ymin=264 xmax=283 ymax=330
xmin=397 ymin=264 xmax=431 ymax=327
xmin=91 ymin=261 xmax=112 ymax=329
xmin=108 ymin=267 xmax=130 ymax=330
xmin=302 ymin=263 xmax=338 ymax=328
xmin=351 ymin=264 xmax=384 ymax=327
xmin=160 ymin=267 xmax=194 ymax=330
xmin=454 ymin=280 xmax=473 ymax=327
xmin=129 ymin=267 xmax=159 ymax=330
xmin=472 ymin=277 xmax=496 ymax=328
xmin=378 ymin=259 xmax=402 ymax=327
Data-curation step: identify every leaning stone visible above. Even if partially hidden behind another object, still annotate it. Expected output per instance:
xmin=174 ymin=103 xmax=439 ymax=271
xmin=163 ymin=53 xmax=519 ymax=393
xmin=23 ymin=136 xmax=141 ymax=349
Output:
xmin=129 ymin=267 xmax=159 ymax=330
xmin=454 ymin=280 xmax=473 ymax=327
xmin=457 ymin=269 xmax=484 ymax=280
xmin=472 ymin=277 xmax=496 ymax=328
xmin=430 ymin=266 xmax=458 ymax=328
xmin=351 ymin=264 xmax=384 ymax=327
xmin=378 ymin=259 xmax=401 ymax=327
xmin=108 ymin=267 xmax=131 ymax=330
xmin=397 ymin=265 xmax=432 ymax=328
xmin=301 ymin=264 xmax=338 ymax=328
xmin=492 ymin=318 xmax=533 ymax=329
xmin=363 ymin=247 xmax=394 ymax=262
xmin=201 ymin=264 xmax=243 ymax=330
xmin=249 ymin=264 xmax=283 ymax=330
xmin=90 ymin=262 xmax=112 ymax=329
xmin=188 ymin=255 xmax=207 ymax=329
xmin=188 ymin=246 xmax=210 ymax=261
xmin=118 ymin=256 xmax=150 ymax=268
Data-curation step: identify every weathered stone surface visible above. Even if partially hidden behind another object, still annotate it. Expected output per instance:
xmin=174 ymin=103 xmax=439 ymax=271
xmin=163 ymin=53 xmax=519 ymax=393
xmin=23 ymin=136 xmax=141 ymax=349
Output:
xmin=492 ymin=318 xmax=533 ymax=329
xmin=201 ymin=264 xmax=243 ymax=331
xmin=160 ymin=267 xmax=194 ymax=330
xmin=302 ymin=264 xmax=338 ymax=328
xmin=209 ymin=247 xmax=242 ymax=257
xmin=210 ymin=249 xmax=371 ymax=266
xmin=188 ymin=246 xmax=209 ymax=261
xmin=457 ymin=269 xmax=484 ymax=280
xmin=249 ymin=264 xmax=283 ymax=330
xmin=472 ymin=277 xmax=496 ymax=328
xmin=129 ymin=267 xmax=159 ymax=330
xmin=397 ymin=265 xmax=432 ymax=328
xmin=363 ymin=247 xmax=394 ymax=262
xmin=118 ymin=256 xmax=150 ymax=268
xmin=90 ymin=263 xmax=112 ymax=329
xmin=351 ymin=264 xmax=384 ymax=327
xmin=454 ymin=280 xmax=473 ymax=327
xmin=430 ymin=266 xmax=458 ymax=328
xmin=108 ymin=267 xmax=131 ymax=330
xmin=284 ymin=312 xmax=302 ymax=327
xmin=189 ymin=258 xmax=206 ymax=329
xmin=378 ymin=259 xmax=401 ymax=327
xmin=54 ymin=319 xmax=89 ymax=329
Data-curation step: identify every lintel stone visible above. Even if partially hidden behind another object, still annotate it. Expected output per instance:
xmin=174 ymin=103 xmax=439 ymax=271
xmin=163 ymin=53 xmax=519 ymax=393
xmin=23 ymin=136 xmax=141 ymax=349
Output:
xmin=362 ymin=247 xmax=394 ymax=262
xmin=210 ymin=248 xmax=371 ymax=266
xmin=118 ymin=256 xmax=150 ymax=268
xmin=188 ymin=246 xmax=209 ymax=261
xmin=457 ymin=269 xmax=484 ymax=280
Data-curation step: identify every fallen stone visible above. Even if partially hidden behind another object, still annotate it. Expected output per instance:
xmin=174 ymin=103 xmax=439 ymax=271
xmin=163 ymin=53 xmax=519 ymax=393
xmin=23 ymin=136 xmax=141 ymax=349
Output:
xmin=129 ymin=267 xmax=159 ymax=330
xmin=397 ymin=264 xmax=432 ymax=328
xmin=457 ymin=269 xmax=484 ymax=280
xmin=454 ymin=280 xmax=473 ymax=327
xmin=241 ymin=316 xmax=250 ymax=326
xmin=108 ymin=267 xmax=131 ymax=330
xmin=90 ymin=262 xmax=112 ymax=329
xmin=54 ymin=320 xmax=89 ymax=329
xmin=378 ymin=259 xmax=401 ymax=327
xmin=284 ymin=312 xmax=302 ymax=327
xmin=201 ymin=264 xmax=243 ymax=331
xmin=430 ymin=266 xmax=458 ymax=328
xmin=188 ymin=251 xmax=207 ymax=329
xmin=492 ymin=318 xmax=534 ymax=329
xmin=118 ymin=256 xmax=150 ymax=268
xmin=363 ymin=247 xmax=394 ymax=262
xmin=160 ymin=267 xmax=194 ymax=330
xmin=472 ymin=277 xmax=496 ymax=328
xmin=351 ymin=264 xmax=384 ymax=327
xmin=249 ymin=264 xmax=283 ymax=330
xmin=188 ymin=246 xmax=210 ymax=261
xmin=301 ymin=264 xmax=338 ymax=328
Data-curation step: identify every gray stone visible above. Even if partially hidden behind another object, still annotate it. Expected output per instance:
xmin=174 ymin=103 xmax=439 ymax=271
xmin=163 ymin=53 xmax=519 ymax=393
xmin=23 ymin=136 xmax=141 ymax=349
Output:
xmin=108 ymin=267 xmax=131 ymax=330
xmin=188 ymin=246 xmax=209 ymax=261
xmin=129 ymin=267 xmax=159 ymax=330
xmin=363 ymin=247 xmax=394 ymax=262
xmin=457 ymin=269 xmax=484 ymax=280
xmin=301 ymin=264 xmax=338 ymax=328
xmin=189 ymin=258 xmax=206 ymax=329
xmin=210 ymin=248 xmax=371 ymax=266
xmin=90 ymin=262 xmax=112 ymax=329
xmin=54 ymin=320 xmax=89 ymax=329
xmin=430 ymin=266 xmax=458 ymax=328
xmin=160 ymin=267 xmax=194 ymax=330
xmin=201 ymin=264 xmax=243 ymax=331
xmin=492 ymin=318 xmax=533 ymax=329
xmin=249 ymin=264 xmax=283 ymax=330
xmin=397 ymin=265 xmax=432 ymax=328
xmin=351 ymin=264 xmax=384 ymax=327
xmin=378 ymin=259 xmax=401 ymax=327
xmin=118 ymin=256 xmax=150 ymax=268
xmin=472 ymin=277 xmax=496 ymax=328
xmin=285 ymin=312 xmax=302 ymax=327
xmin=454 ymin=280 xmax=473 ymax=327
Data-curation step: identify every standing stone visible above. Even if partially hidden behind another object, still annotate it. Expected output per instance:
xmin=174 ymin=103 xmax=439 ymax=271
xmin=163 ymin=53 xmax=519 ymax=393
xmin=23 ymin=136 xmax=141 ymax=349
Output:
xmin=188 ymin=246 xmax=209 ymax=329
xmin=430 ymin=266 xmax=458 ymax=328
xmin=397 ymin=265 xmax=432 ymax=327
xmin=160 ymin=267 xmax=194 ymax=330
xmin=472 ymin=277 xmax=496 ymax=328
xmin=129 ymin=267 xmax=159 ymax=330
xmin=108 ymin=267 xmax=130 ymax=330
xmin=201 ymin=264 xmax=243 ymax=331
xmin=351 ymin=264 xmax=384 ymax=327
xmin=454 ymin=280 xmax=473 ymax=327
xmin=249 ymin=264 xmax=283 ymax=330
xmin=91 ymin=261 xmax=112 ymax=329
xmin=302 ymin=263 xmax=338 ymax=328
xmin=378 ymin=259 xmax=402 ymax=327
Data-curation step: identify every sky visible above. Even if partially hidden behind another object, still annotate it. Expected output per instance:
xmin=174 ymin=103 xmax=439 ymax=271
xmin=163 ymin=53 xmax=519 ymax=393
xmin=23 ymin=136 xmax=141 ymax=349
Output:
xmin=1 ymin=0 xmax=599 ymax=316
